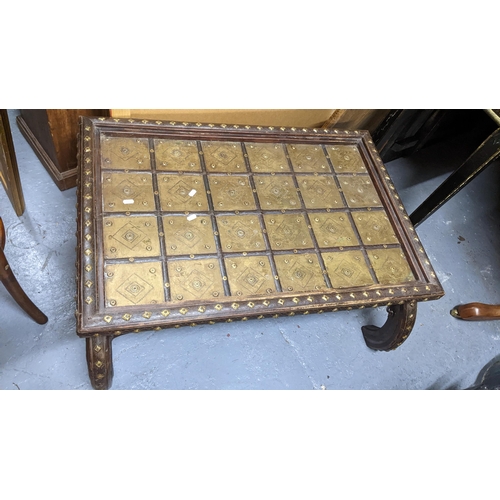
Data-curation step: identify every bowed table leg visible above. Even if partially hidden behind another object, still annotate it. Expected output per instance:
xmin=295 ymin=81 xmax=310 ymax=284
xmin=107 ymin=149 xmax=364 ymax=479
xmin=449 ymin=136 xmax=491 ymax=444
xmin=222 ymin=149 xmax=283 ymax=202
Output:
xmin=86 ymin=334 xmax=114 ymax=390
xmin=362 ymin=301 xmax=417 ymax=351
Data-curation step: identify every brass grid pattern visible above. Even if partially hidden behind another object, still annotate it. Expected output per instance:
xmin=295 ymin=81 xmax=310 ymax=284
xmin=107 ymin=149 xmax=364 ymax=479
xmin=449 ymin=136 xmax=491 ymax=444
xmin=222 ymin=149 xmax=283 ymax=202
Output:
xmin=98 ymin=137 xmax=414 ymax=308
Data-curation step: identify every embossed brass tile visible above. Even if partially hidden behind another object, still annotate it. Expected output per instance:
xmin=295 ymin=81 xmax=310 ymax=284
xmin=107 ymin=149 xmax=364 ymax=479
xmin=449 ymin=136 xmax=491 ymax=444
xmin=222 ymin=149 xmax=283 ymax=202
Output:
xmin=245 ymin=142 xmax=290 ymax=172
xmin=264 ymin=214 xmax=313 ymax=250
xmin=224 ymin=256 xmax=276 ymax=297
xmin=353 ymin=211 xmax=399 ymax=246
xmin=104 ymin=261 xmax=165 ymax=307
xmin=298 ymin=175 xmax=343 ymax=209
xmin=154 ymin=139 xmax=201 ymax=171
xmin=103 ymin=216 xmax=160 ymax=259
xmin=326 ymin=145 xmax=367 ymax=174
xmin=322 ymin=251 xmax=374 ymax=288
xmin=367 ymin=248 xmax=414 ymax=284
xmin=254 ymin=175 xmax=301 ymax=210
xmin=287 ymin=144 xmax=329 ymax=173
xmin=163 ymin=215 xmax=216 ymax=255
xmin=217 ymin=215 xmax=266 ymax=253
xmin=208 ymin=175 xmax=256 ymax=211
xmin=274 ymin=254 xmax=327 ymax=292
xmin=201 ymin=141 xmax=245 ymax=172
xmin=168 ymin=258 xmax=224 ymax=302
xmin=101 ymin=137 xmax=151 ymax=170
xmin=102 ymin=172 xmax=155 ymax=212
xmin=338 ymin=175 xmax=382 ymax=208
xmin=158 ymin=174 xmax=208 ymax=212
xmin=311 ymin=213 xmax=359 ymax=248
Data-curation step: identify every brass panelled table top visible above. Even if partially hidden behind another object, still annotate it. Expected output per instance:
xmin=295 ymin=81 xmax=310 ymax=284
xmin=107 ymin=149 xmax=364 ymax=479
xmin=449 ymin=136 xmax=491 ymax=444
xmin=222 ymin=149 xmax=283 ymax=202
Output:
xmin=76 ymin=117 xmax=444 ymax=389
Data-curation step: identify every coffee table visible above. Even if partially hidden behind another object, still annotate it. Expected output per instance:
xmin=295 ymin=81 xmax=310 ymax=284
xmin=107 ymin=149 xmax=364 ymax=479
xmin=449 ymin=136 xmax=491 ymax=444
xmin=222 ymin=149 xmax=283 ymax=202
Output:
xmin=76 ymin=116 xmax=444 ymax=389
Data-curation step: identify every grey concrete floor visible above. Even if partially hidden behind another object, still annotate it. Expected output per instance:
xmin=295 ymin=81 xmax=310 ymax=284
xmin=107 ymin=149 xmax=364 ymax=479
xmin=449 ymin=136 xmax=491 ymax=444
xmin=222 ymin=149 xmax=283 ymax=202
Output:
xmin=1 ymin=109 xmax=500 ymax=390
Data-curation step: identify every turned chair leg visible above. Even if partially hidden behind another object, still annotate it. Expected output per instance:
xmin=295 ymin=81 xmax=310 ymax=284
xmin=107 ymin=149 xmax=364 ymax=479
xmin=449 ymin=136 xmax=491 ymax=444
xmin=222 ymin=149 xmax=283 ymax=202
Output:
xmin=451 ymin=303 xmax=500 ymax=321
xmin=0 ymin=218 xmax=48 ymax=324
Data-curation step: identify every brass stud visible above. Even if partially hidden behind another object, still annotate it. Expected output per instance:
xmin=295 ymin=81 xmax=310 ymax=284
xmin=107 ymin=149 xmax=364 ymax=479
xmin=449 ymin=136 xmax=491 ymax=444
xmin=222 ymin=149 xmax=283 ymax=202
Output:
xmin=103 ymin=315 xmax=112 ymax=323
xmin=142 ymin=312 xmax=152 ymax=319
xmin=122 ymin=313 xmax=132 ymax=321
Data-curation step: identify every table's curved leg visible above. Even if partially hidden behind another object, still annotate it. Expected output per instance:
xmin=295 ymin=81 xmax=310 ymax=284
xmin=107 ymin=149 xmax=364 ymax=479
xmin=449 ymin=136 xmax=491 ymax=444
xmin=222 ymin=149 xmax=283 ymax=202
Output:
xmin=86 ymin=335 xmax=114 ymax=390
xmin=362 ymin=301 xmax=417 ymax=351
xmin=450 ymin=302 xmax=500 ymax=321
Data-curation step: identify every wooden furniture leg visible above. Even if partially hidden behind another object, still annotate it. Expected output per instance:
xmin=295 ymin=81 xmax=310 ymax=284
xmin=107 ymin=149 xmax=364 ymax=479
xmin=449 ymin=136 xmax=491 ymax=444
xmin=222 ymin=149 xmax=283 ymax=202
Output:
xmin=410 ymin=127 xmax=500 ymax=227
xmin=362 ymin=301 xmax=417 ymax=351
xmin=86 ymin=335 xmax=114 ymax=390
xmin=450 ymin=303 xmax=500 ymax=321
xmin=0 ymin=110 xmax=25 ymax=216
xmin=0 ymin=218 xmax=48 ymax=324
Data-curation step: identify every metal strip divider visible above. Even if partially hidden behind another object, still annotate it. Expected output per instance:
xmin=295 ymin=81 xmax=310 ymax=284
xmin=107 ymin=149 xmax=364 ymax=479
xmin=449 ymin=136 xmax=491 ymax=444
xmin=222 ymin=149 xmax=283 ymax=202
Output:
xmin=196 ymin=140 xmax=232 ymax=297
xmin=240 ymin=142 xmax=283 ymax=293
xmin=149 ymin=138 xmax=171 ymax=302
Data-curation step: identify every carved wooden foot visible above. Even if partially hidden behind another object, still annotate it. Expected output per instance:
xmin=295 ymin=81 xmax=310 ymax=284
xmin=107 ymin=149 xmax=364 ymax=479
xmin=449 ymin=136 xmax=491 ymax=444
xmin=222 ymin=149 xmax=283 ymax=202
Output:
xmin=362 ymin=301 xmax=417 ymax=351
xmin=450 ymin=303 xmax=500 ymax=321
xmin=86 ymin=335 xmax=114 ymax=390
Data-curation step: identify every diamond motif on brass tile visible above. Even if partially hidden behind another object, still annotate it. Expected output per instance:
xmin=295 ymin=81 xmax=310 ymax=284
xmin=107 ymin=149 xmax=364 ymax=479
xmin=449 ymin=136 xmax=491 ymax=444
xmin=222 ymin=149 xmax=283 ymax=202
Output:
xmin=164 ymin=216 xmax=216 ymax=256
xmin=274 ymin=254 xmax=326 ymax=292
xmin=116 ymin=273 xmax=154 ymax=304
xmin=264 ymin=214 xmax=313 ymax=250
xmin=111 ymin=222 xmax=146 ymax=250
xmin=217 ymin=215 xmax=265 ymax=253
xmin=101 ymin=137 xmax=150 ymax=170
xmin=224 ymin=256 xmax=276 ymax=297
xmin=326 ymin=145 xmax=367 ymax=173
xmin=208 ymin=176 xmax=256 ymax=211
xmin=298 ymin=176 xmax=343 ymax=209
xmin=254 ymin=175 xmax=300 ymax=210
xmin=311 ymin=213 xmax=358 ymax=248
xmin=322 ymin=250 xmax=374 ymax=288
xmin=155 ymin=139 xmax=201 ymax=171
xmin=287 ymin=144 xmax=329 ymax=172
xmin=158 ymin=174 xmax=208 ymax=211
xmin=367 ymin=248 xmax=414 ymax=285
xmin=245 ymin=142 xmax=289 ymax=172
xmin=168 ymin=259 xmax=224 ymax=302
xmin=102 ymin=173 xmax=155 ymax=212
xmin=354 ymin=211 xmax=399 ymax=246
xmin=201 ymin=141 xmax=245 ymax=172
xmin=180 ymin=269 xmax=214 ymax=299
xmin=338 ymin=176 xmax=382 ymax=208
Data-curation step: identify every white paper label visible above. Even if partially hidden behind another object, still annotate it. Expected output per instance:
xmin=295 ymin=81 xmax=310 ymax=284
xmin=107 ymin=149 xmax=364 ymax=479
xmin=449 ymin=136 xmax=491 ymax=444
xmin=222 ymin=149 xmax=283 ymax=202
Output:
xmin=123 ymin=199 xmax=135 ymax=205
xmin=186 ymin=214 xmax=197 ymax=221
xmin=188 ymin=189 xmax=197 ymax=197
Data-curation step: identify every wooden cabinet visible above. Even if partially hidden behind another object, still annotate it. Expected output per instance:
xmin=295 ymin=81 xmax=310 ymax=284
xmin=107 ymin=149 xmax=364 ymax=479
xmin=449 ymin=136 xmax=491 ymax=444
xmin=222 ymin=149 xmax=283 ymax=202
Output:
xmin=17 ymin=109 xmax=107 ymax=190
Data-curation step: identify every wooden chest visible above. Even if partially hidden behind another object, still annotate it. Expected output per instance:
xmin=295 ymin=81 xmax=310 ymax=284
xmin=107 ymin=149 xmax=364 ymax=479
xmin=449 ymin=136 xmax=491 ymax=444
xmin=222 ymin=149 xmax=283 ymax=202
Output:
xmin=76 ymin=117 xmax=444 ymax=389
